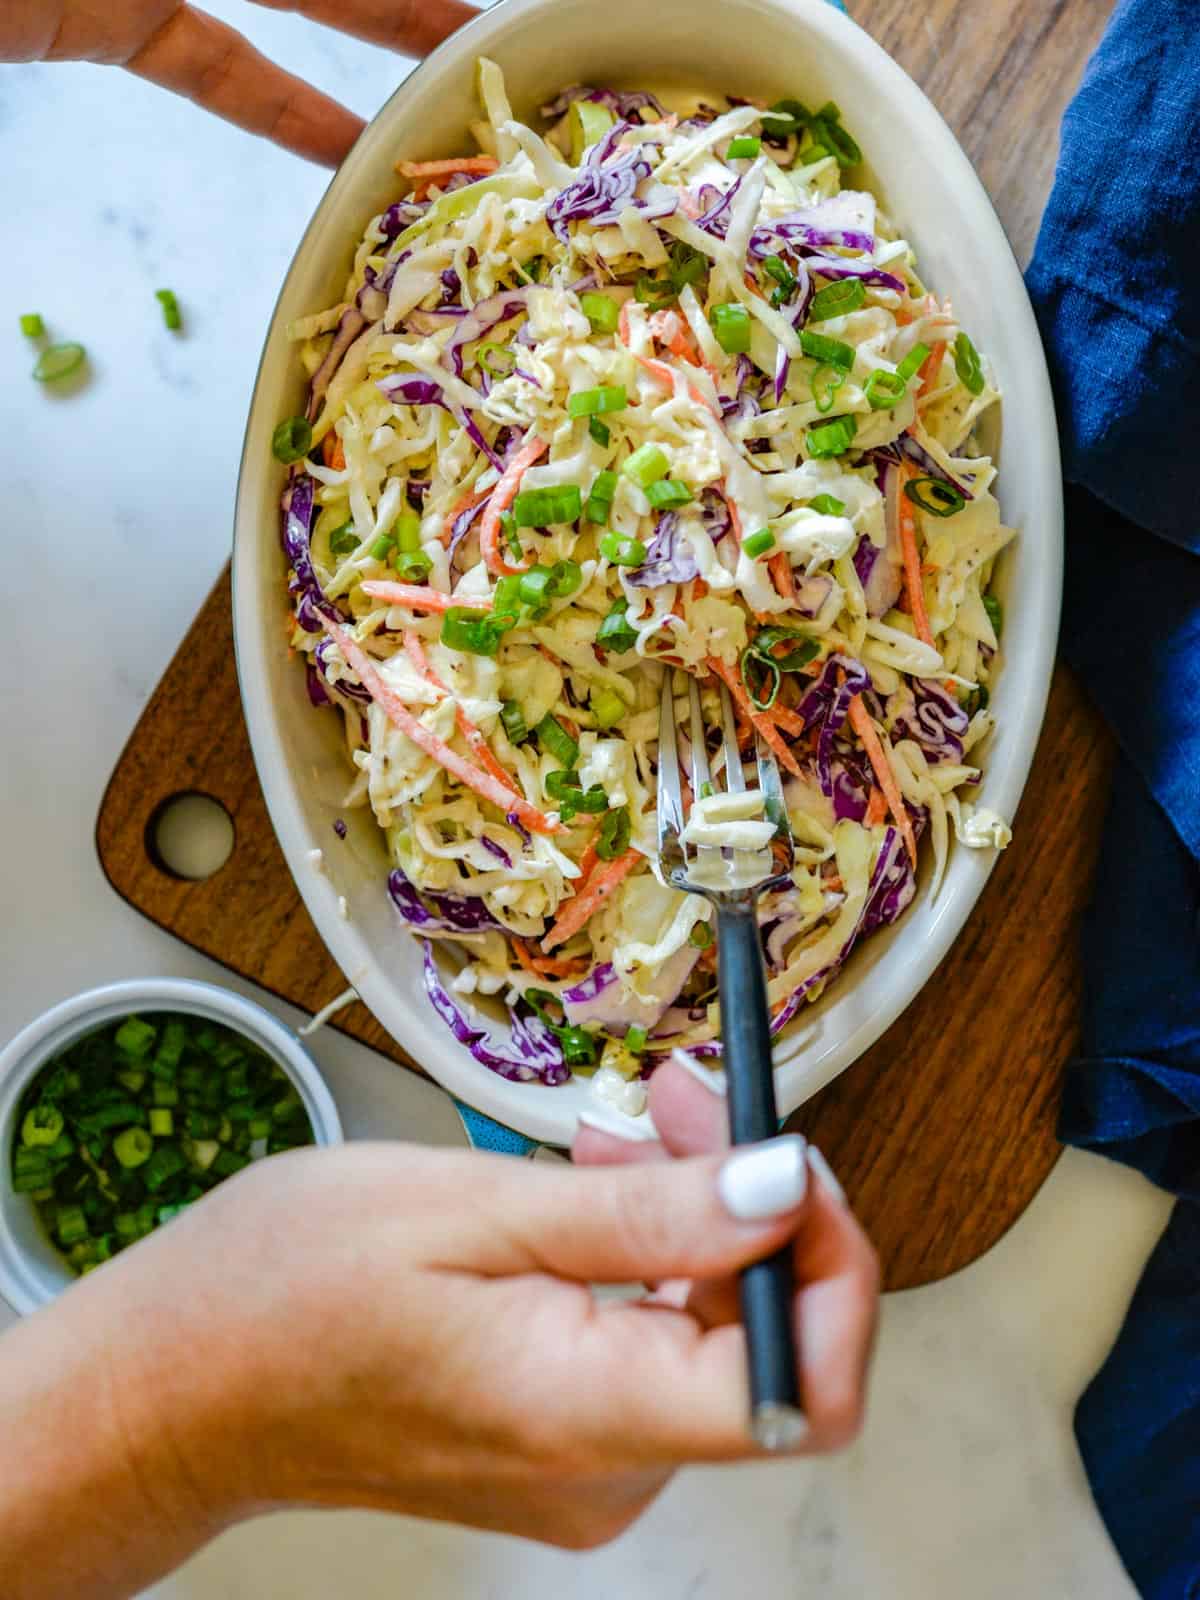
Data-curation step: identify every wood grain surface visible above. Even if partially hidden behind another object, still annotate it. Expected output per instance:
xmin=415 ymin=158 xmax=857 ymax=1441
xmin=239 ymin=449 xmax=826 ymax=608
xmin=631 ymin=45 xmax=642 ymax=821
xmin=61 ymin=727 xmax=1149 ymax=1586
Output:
xmin=95 ymin=0 xmax=1116 ymax=1288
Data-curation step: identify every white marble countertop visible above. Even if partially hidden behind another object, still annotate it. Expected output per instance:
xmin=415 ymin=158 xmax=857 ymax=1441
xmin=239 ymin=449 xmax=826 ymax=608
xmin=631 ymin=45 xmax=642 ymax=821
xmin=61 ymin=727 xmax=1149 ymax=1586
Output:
xmin=1 ymin=8 xmax=1167 ymax=1595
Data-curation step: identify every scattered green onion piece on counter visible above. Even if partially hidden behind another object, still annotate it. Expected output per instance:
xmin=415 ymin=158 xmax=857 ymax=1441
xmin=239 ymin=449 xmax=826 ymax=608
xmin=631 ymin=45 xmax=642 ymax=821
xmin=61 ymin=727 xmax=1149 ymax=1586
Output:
xmin=807 ymin=278 xmax=866 ymax=321
xmin=599 ymin=531 xmax=647 ymax=567
xmin=741 ymin=647 xmax=781 ymax=711
xmin=983 ymin=594 xmax=1004 ymax=638
xmin=271 ymin=415 xmax=312 ymax=463
xmin=800 ymin=329 xmax=854 ymax=371
xmin=808 ymin=493 xmax=846 ymax=516
xmin=328 ymin=521 xmax=359 ymax=555
xmin=904 ymin=476 xmax=965 ymax=517
xmin=954 ymin=331 xmax=985 ymax=395
xmin=511 ymin=484 xmax=583 ymax=527
xmin=591 ymin=688 xmax=626 ymax=730
xmin=726 ymin=136 xmax=761 ymax=159
xmin=588 ymin=416 xmax=610 ymax=446
xmin=645 ymin=479 xmax=692 ymax=510
xmin=500 ymin=700 xmax=527 ymax=744
xmin=536 ymin=714 xmax=579 ymax=768
xmin=113 ymin=1128 xmax=154 ymax=1170
xmin=625 ymin=1025 xmax=648 ymax=1055
xmin=440 ymin=608 xmax=504 ymax=655
xmin=477 ymin=341 xmax=515 ymax=377
xmin=596 ymin=805 xmax=632 ymax=860
xmin=580 ymin=291 xmax=619 ymax=334
xmin=895 ymin=341 xmax=930 ymax=383
xmin=689 ymin=921 xmax=713 ymax=949
xmin=806 ymin=413 xmax=858 ymax=458
xmin=21 ymin=1106 xmax=64 ymax=1148
xmin=622 ymin=443 xmax=669 ymax=488
xmin=810 ymin=364 xmax=845 ymax=414
xmin=568 ymin=384 xmax=627 ymax=418
xmin=864 ymin=368 xmax=908 ymax=410
xmin=393 ymin=549 xmax=433 ymax=581
xmin=586 ymin=468 xmax=618 ymax=522
xmin=32 ymin=341 xmax=86 ymax=383
xmin=155 ymin=288 xmax=182 ymax=331
xmin=742 ymin=527 xmax=776 ymax=559
xmin=596 ymin=599 xmax=637 ymax=653
xmin=709 ymin=302 xmax=752 ymax=355
xmin=19 ymin=312 xmax=44 ymax=338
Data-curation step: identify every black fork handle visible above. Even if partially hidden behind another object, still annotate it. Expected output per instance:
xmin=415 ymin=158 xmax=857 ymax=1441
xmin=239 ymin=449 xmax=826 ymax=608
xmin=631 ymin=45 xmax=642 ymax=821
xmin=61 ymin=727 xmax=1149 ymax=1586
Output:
xmin=716 ymin=900 xmax=803 ymax=1444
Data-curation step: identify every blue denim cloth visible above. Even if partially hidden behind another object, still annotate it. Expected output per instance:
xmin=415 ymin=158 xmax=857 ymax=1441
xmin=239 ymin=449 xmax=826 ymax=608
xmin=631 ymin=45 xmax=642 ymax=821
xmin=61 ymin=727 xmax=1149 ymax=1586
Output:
xmin=1025 ymin=1 xmax=1200 ymax=1594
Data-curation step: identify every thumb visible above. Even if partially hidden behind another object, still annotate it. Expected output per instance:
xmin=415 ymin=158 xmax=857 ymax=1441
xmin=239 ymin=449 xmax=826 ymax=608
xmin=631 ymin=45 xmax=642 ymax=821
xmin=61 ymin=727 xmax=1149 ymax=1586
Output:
xmin=463 ymin=1136 xmax=810 ymax=1284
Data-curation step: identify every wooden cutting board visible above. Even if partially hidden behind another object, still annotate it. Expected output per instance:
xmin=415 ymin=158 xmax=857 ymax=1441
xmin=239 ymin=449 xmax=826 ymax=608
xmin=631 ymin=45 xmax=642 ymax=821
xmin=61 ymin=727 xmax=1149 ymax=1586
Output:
xmin=95 ymin=0 xmax=1116 ymax=1288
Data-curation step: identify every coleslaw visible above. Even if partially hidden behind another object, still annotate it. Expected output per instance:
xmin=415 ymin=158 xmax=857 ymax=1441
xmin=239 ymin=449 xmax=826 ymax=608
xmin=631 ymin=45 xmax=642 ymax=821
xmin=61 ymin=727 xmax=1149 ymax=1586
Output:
xmin=279 ymin=64 xmax=1014 ymax=1104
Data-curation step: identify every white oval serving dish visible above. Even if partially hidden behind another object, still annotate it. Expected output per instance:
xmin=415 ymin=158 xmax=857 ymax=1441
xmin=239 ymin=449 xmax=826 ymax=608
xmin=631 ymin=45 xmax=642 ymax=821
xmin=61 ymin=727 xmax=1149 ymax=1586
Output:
xmin=232 ymin=0 xmax=1061 ymax=1145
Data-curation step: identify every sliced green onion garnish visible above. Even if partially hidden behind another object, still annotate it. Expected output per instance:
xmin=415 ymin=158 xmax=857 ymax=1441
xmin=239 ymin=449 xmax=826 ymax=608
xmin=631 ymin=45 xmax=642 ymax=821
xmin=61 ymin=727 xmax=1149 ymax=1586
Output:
xmin=155 ymin=288 xmax=182 ymax=331
xmin=19 ymin=312 xmax=44 ymax=338
xmin=477 ymin=341 xmax=515 ymax=377
xmin=570 ymin=98 xmax=616 ymax=161
xmin=500 ymin=700 xmax=527 ymax=743
xmin=764 ymin=255 xmax=796 ymax=290
xmin=573 ymin=785 xmax=610 ymax=814
xmin=645 ymin=479 xmax=692 ymax=510
xmin=511 ymin=484 xmax=583 ymax=527
xmin=806 ymin=413 xmax=858 ymax=459
xmin=689 ymin=921 xmax=713 ymax=949
xmin=726 ymin=136 xmax=762 ymax=159
xmin=710 ymin=301 xmax=752 ymax=355
xmin=954 ymin=331 xmax=985 ymax=395
xmin=586 ymin=468 xmax=618 ymax=522
xmin=895 ymin=342 xmax=930 ymax=383
xmin=589 ymin=416 xmax=610 ymax=446
xmin=57 ymin=1205 xmax=89 ymax=1246
xmin=148 ymin=1108 xmax=174 ymax=1137
xmin=393 ymin=549 xmax=433 ymax=581
xmin=591 ymin=688 xmax=626 ymax=729
xmin=596 ymin=599 xmax=637 ymax=653
xmin=741 ymin=647 xmax=781 ymax=711
xmin=556 ymin=1026 xmax=598 ymax=1067
xmin=669 ymin=242 xmax=707 ymax=292
xmin=394 ymin=510 xmax=422 ymax=552
xmin=751 ymin=626 xmax=820 ymax=670
xmin=368 ymin=532 xmax=395 ymax=560
xmin=635 ymin=274 xmax=677 ymax=308
xmin=599 ymin=531 xmax=647 ymax=566
xmin=983 ymin=594 xmax=1003 ymax=638
xmin=492 ymin=573 xmax=523 ymax=626
xmin=810 ymin=102 xmax=862 ymax=166
xmin=625 ymin=1025 xmax=648 ymax=1054
xmin=113 ymin=1127 xmax=154 ymax=1170
xmin=800 ymin=329 xmax=854 ymax=371
xmin=271 ymin=415 xmax=312 ymax=464
xmin=115 ymin=1017 xmax=156 ymax=1057
xmin=904 ymin=476 xmax=965 ymax=517
xmin=808 ymin=493 xmax=846 ymax=516
xmin=32 ymin=342 xmax=86 ymax=384
xmin=810 ymin=364 xmax=845 ymax=414
xmin=500 ymin=510 xmax=523 ymax=564
xmin=762 ymin=97 xmax=810 ymax=138
xmin=580 ymin=291 xmax=619 ymax=334
xmin=328 ymin=521 xmax=359 ymax=555
xmin=518 ymin=567 xmax=554 ymax=608
xmin=441 ymin=608 xmax=505 ymax=655
xmin=545 ymin=768 xmax=582 ymax=800
xmin=596 ymin=805 xmax=632 ymax=860
xmin=742 ymin=528 xmax=776 ymax=559
xmin=568 ymin=385 xmax=627 ymax=418
xmin=807 ymin=277 xmax=866 ymax=322
xmin=622 ymin=443 xmax=669 ymax=489
xmin=864 ymin=368 xmax=907 ymax=410
xmin=536 ymin=715 xmax=579 ymax=768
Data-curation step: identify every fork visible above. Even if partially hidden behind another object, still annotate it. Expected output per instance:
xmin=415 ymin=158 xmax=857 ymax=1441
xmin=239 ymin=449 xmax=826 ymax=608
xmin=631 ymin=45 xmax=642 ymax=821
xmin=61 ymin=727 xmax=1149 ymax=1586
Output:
xmin=656 ymin=667 xmax=805 ymax=1451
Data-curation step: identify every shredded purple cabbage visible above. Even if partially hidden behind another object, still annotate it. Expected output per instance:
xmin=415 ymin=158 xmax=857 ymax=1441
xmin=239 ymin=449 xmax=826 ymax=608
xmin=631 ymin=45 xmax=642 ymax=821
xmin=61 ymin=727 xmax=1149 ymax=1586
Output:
xmin=694 ymin=177 xmax=740 ymax=239
xmin=546 ymin=128 xmax=676 ymax=240
xmin=314 ymin=638 xmax=370 ymax=704
xmin=441 ymin=290 xmax=530 ymax=379
xmin=378 ymin=199 xmax=428 ymax=239
xmin=332 ymin=818 xmax=348 ymax=840
xmin=307 ymin=307 xmax=367 ymax=421
xmin=889 ymin=679 xmax=969 ymax=765
xmin=281 ymin=475 xmax=344 ymax=634
xmin=794 ymin=655 xmax=872 ymax=812
xmin=388 ymin=866 xmax=499 ymax=932
xmin=481 ymin=836 xmax=513 ymax=869
xmin=305 ymin=660 xmax=332 ymax=708
xmin=625 ymin=512 xmax=700 ymax=588
xmin=540 ymin=84 xmax=667 ymax=122
xmin=422 ymin=943 xmax=569 ymax=1085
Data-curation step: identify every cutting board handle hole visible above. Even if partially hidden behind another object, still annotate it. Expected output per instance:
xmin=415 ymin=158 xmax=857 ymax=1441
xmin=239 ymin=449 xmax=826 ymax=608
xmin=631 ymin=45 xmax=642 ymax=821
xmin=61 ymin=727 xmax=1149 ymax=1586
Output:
xmin=145 ymin=792 xmax=235 ymax=881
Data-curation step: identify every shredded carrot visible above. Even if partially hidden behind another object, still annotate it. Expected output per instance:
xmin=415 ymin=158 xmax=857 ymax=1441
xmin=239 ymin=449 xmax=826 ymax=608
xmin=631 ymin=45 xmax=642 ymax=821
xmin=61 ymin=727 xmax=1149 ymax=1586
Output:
xmin=403 ymin=633 xmax=519 ymax=795
xmin=847 ymin=694 xmax=917 ymax=864
xmin=719 ymin=484 xmax=743 ymax=543
xmin=397 ymin=156 xmax=499 ymax=178
xmin=360 ymin=581 xmax=490 ymax=615
xmin=479 ymin=436 xmax=548 ymax=576
xmin=690 ymin=576 xmax=709 ymax=603
xmin=769 ymin=704 xmax=806 ymax=736
xmin=572 ymin=840 xmax=600 ymax=890
xmin=865 ymin=787 xmax=889 ymax=826
xmin=634 ymin=353 xmax=721 ymax=418
xmin=322 ymin=432 xmax=346 ymax=470
xmin=618 ymin=300 xmax=633 ymax=346
xmin=513 ymin=938 xmax=589 ymax=980
xmin=916 ymin=341 xmax=947 ymax=397
xmin=768 ymin=550 xmax=797 ymax=603
xmin=319 ymin=617 xmax=560 ymax=835
xmin=707 ymin=655 xmax=805 ymax=779
xmin=442 ymin=485 xmax=491 ymax=547
xmin=896 ymin=464 xmax=936 ymax=650
xmin=542 ymin=847 xmax=642 ymax=952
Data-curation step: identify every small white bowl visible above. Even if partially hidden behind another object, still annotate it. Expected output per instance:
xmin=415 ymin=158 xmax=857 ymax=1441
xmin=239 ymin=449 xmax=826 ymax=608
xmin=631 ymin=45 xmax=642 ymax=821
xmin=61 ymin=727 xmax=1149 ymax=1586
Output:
xmin=0 ymin=980 xmax=343 ymax=1317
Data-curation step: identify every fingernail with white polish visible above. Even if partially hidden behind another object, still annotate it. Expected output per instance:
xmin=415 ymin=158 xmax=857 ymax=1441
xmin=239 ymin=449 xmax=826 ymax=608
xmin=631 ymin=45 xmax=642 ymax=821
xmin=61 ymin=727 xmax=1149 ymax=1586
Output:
xmin=671 ymin=1046 xmax=726 ymax=1095
xmin=807 ymin=1144 xmax=846 ymax=1205
xmin=576 ymin=1109 xmax=657 ymax=1143
xmin=718 ymin=1135 xmax=808 ymax=1221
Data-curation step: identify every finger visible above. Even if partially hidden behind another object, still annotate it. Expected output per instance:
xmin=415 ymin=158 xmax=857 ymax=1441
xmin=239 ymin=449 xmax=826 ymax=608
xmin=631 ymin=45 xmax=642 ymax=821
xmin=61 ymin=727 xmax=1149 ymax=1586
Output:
xmin=252 ymin=0 xmax=478 ymax=60
xmin=124 ymin=4 xmax=364 ymax=166
xmin=647 ymin=1051 xmax=729 ymax=1156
